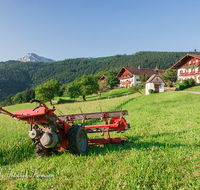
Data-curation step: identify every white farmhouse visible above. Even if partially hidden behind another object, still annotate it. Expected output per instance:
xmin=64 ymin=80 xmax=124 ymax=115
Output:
xmin=116 ymin=66 xmax=164 ymax=87
xmin=170 ymin=54 xmax=200 ymax=83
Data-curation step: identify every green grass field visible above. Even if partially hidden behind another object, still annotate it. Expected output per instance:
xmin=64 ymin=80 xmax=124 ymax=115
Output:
xmin=184 ymin=85 xmax=200 ymax=92
xmin=0 ymin=89 xmax=200 ymax=189
xmin=54 ymin=87 xmax=132 ymax=103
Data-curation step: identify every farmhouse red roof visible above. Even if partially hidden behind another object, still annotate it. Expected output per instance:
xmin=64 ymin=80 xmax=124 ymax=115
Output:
xmin=170 ymin=54 xmax=200 ymax=69
xmin=99 ymin=75 xmax=107 ymax=81
xmin=116 ymin=66 xmax=164 ymax=77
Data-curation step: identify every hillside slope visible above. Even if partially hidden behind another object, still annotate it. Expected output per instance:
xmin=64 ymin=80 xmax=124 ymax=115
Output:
xmin=0 ymin=91 xmax=200 ymax=189
xmin=0 ymin=51 xmax=198 ymax=101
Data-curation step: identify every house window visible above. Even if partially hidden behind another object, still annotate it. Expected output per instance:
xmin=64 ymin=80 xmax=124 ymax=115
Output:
xmin=196 ymin=60 xmax=199 ymax=64
xmin=189 ymin=61 xmax=191 ymax=65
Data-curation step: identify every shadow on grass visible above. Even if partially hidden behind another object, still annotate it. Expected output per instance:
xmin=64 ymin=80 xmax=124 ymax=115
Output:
xmin=56 ymin=99 xmax=76 ymax=104
xmin=101 ymin=91 xmax=132 ymax=99
xmin=114 ymin=97 xmax=139 ymax=110
xmin=1 ymin=130 xmax=198 ymax=166
xmin=57 ymin=91 xmax=134 ymax=103
xmin=85 ymin=129 xmax=200 ymax=156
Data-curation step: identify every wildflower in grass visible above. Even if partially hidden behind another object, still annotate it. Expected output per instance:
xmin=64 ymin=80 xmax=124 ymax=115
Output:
xmin=122 ymin=182 xmax=126 ymax=188
xmin=137 ymin=185 xmax=140 ymax=188
xmin=143 ymin=185 xmax=146 ymax=188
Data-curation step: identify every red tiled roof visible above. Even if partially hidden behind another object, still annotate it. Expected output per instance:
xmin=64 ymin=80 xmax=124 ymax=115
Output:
xmin=99 ymin=75 xmax=107 ymax=81
xmin=171 ymin=54 xmax=200 ymax=69
xmin=116 ymin=66 xmax=164 ymax=77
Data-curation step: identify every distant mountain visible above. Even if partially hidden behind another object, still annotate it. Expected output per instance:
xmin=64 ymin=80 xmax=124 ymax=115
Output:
xmin=17 ymin=53 xmax=55 ymax=62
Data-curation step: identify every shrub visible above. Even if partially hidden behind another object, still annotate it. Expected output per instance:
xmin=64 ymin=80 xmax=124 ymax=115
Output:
xmin=188 ymin=78 xmax=196 ymax=87
xmin=179 ymin=85 xmax=185 ymax=90
xmin=186 ymin=79 xmax=190 ymax=87
xmin=164 ymin=84 xmax=167 ymax=87
xmin=167 ymin=81 xmax=173 ymax=87
xmin=181 ymin=80 xmax=189 ymax=88
xmin=148 ymin=89 xmax=155 ymax=94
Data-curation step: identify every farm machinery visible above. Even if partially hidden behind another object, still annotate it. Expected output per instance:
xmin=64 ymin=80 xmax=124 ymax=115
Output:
xmin=0 ymin=100 xmax=130 ymax=156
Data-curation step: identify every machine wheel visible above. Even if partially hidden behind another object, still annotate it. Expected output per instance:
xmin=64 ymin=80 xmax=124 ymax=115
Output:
xmin=68 ymin=125 xmax=88 ymax=155
xmin=120 ymin=140 xmax=126 ymax=146
xmin=35 ymin=141 xmax=53 ymax=157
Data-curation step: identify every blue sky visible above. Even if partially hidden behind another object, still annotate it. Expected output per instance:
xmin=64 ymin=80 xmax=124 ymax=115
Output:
xmin=0 ymin=0 xmax=200 ymax=61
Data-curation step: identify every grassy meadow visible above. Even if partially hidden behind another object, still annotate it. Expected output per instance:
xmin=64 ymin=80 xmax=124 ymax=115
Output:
xmin=183 ymin=85 xmax=200 ymax=92
xmin=0 ymin=89 xmax=200 ymax=189
xmin=54 ymin=87 xmax=132 ymax=103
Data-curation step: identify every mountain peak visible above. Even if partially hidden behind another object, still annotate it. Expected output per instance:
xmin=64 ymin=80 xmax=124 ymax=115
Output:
xmin=18 ymin=53 xmax=55 ymax=62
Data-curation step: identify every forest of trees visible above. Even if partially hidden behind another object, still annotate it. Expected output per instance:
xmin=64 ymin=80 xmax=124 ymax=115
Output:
xmin=0 ymin=51 xmax=198 ymax=102
xmin=0 ymin=88 xmax=35 ymax=107
xmin=0 ymin=70 xmax=119 ymax=106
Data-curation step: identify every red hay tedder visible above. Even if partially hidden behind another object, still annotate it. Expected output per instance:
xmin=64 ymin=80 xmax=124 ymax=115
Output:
xmin=0 ymin=100 xmax=130 ymax=156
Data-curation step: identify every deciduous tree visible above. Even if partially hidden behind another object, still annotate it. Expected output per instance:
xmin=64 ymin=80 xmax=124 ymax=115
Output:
xmin=79 ymin=75 xmax=99 ymax=101
xmin=161 ymin=69 xmax=177 ymax=82
xmin=98 ymin=81 xmax=108 ymax=97
xmin=67 ymin=80 xmax=81 ymax=100
xmin=36 ymin=79 xmax=60 ymax=105
xmin=105 ymin=71 xmax=119 ymax=88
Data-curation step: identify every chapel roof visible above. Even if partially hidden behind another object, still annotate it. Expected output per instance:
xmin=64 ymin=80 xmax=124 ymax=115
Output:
xmin=146 ymin=74 xmax=164 ymax=84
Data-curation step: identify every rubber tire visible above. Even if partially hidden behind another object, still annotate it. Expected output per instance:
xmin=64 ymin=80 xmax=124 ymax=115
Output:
xmin=120 ymin=140 xmax=126 ymax=146
xmin=68 ymin=125 xmax=88 ymax=155
xmin=35 ymin=141 xmax=53 ymax=157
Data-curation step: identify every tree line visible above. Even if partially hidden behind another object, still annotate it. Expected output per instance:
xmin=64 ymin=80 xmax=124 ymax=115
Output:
xmin=0 ymin=70 xmax=119 ymax=106
xmin=0 ymin=88 xmax=35 ymax=107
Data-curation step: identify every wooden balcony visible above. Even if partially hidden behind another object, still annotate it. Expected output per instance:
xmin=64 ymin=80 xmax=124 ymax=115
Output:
xmin=119 ymin=75 xmax=133 ymax=80
xmin=179 ymin=72 xmax=200 ymax=76
xmin=120 ymin=81 xmax=132 ymax=85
